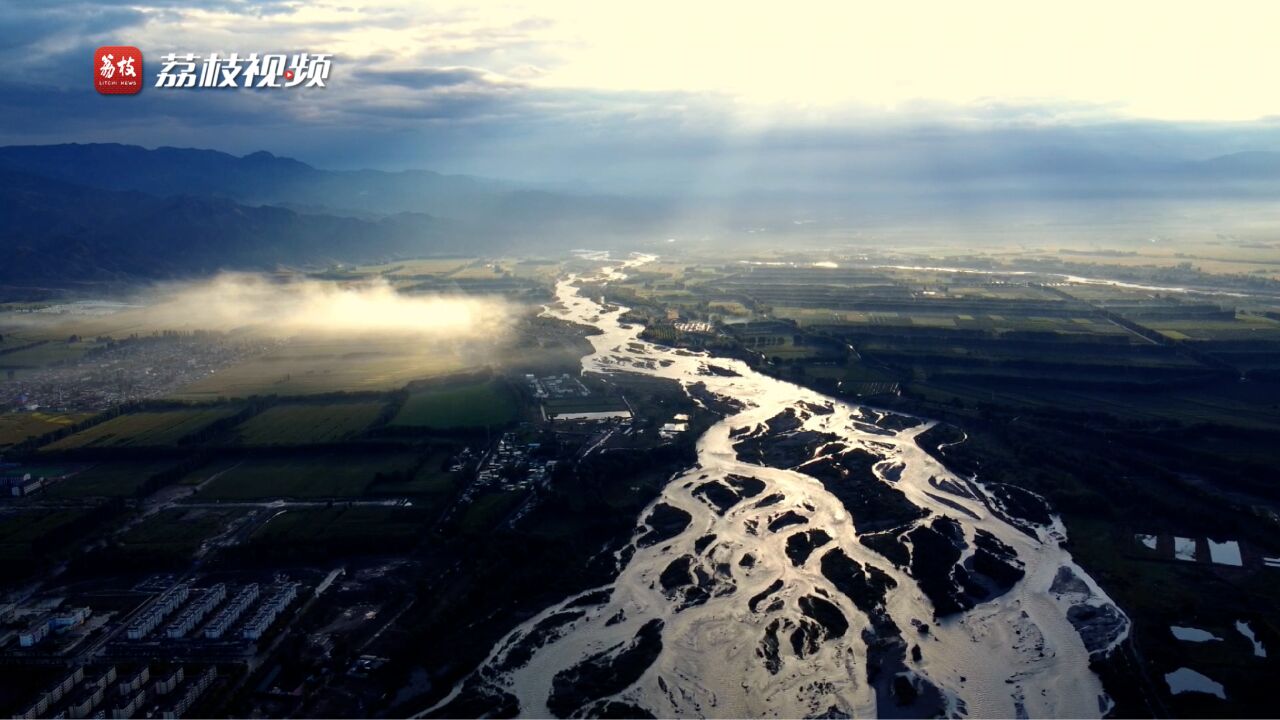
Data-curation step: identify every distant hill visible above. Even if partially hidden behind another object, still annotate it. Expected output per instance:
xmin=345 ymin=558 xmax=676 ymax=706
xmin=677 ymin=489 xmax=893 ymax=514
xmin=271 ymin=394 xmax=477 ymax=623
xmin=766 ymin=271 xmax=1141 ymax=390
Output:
xmin=3 ymin=142 xmax=1275 ymax=289
xmin=0 ymin=143 xmax=668 ymax=288
xmin=1192 ymin=150 xmax=1280 ymax=179
xmin=0 ymin=170 xmax=452 ymax=285
xmin=0 ymin=143 xmax=664 ymax=227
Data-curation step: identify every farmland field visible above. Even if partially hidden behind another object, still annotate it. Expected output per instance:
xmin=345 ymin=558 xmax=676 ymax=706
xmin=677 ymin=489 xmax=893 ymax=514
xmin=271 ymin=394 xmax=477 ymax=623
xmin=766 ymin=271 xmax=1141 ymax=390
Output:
xmin=109 ymin=507 xmax=243 ymax=564
xmin=455 ymin=492 xmax=522 ymax=535
xmin=917 ymin=375 xmax=1280 ymax=431
xmin=0 ymin=334 xmax=111 ymax=368
xmin=232 ymin=401 xmax=386 ymax=445
xmin=366 ymin=450 xmax=460 ymax=514
xmin=1145 ymin=315 xmax=1280 ymax=341
xmin=542 ymin=394 xmax=632 ymax=416
xmin=382 ymin=257 xmax=474 ymax=276
xmin=169 ymin=337 xmax=478 ymax=399
xmin=390 ymin=380 xmax=518 ymax=428
xmin=0 ymin=412 xmax=91 ymax=447
xmin=246 ymin=506 xmax=430 ymax=551
xmin=195 ymin=453 xmax=420 ymax=499
xmin=0 ymin=509 xmax=98 ymax=573
xmin=509 ymin=259 xmax=564 ymax=281
xmin=44 ymin=461 xmax=180 ymax=498
xmin=731 ymin=330 xmax=839 ymax=360
xmin=448 ymin=261 xmax=511 ymax=279
xmin=42 ymin=407 xmax=237 ymax=450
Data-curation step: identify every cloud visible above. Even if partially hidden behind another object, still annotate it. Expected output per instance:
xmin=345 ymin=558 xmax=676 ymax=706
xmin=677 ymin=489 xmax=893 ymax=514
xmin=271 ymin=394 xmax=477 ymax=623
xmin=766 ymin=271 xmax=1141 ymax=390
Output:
xmin=3 ymin=0 xmax=1280 ymax=195
xmin=357 ymin=66 xmax=517 ymax=90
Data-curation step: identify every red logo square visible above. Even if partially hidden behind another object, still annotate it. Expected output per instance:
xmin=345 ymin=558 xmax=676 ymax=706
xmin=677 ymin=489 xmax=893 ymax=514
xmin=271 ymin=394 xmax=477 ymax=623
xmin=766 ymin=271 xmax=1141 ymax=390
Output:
xmin=94 ymin=46 xmax=143 ymax=95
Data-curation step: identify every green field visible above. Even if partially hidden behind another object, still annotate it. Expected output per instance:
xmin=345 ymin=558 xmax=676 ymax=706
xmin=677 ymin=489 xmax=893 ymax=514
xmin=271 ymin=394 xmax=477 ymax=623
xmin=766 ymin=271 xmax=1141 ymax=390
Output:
xmin=366 ymin=450 xmax=458 ymax=496
xmin=773 ymin=306 xmax=1128 ymax=336
xmin=1146 ymin=315 xmax=1280 ymax=341
xmin=377 ymin=257 xmax=474 ymax=276
xmin=914 ymin=373 xmax=1280 ymax=431
xmin=0 ymin=509 xmax=98 ymax=574
xmin=44 ymin=461 xmax=179 ymax=498
xmin=169 ymin=338 xmax=477 ymax=398
xmin=43 ymin=408 xmax=236 ymax=450
xmin=0 ymin=336 xmax=110 ymax=368
xmin=456 ymin=492 xmax=523 ymax=535
xmin=731 ymin=329 xmax=841 ymax=360
xmin=107 ymin=507 xmax=243 ymax=566
xmin=0 ymin=509 xmax=92 ymax=546
xmin=0 ymin=502 xmax=126 ymax=581
xmin=390 ymin=380 xmax=518 ymax=429
xmin=243 ymin=506 xmax=430 ymax=557
xmin=196 ymin=453 xmax=421 ymax=499
xmin=0 ymin=412 xmax=91 ymax=447
xmin=542 ymin=395 xmax=631 ymax=417
xmin=233 ymin=402 xmax=386 ymax=445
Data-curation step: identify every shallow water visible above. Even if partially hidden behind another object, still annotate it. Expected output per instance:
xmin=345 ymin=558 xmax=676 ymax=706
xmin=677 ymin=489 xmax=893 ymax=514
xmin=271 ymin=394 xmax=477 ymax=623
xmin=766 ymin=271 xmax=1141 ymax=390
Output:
xmin=1207 ymin=539 xmax=1242 ymax=566
xmin=1171 ymin=626 xmax=1221 ymax=643
xmin=424 ymin=255 xmax=1129 ymax=718
xmin=1174 ymin=537 xmax=1198 ymax=562
xmin=1235 ymin=620 xmax=1267 ymax=658
xmin=1165 ymin=667 xmax=1225 ymax=699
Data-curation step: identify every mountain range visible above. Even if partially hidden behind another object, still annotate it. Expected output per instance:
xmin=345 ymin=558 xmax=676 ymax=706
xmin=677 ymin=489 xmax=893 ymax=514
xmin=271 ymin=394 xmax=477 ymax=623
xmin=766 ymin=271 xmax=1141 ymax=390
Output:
xmin=0 ymin=143 xmax=665 ymax=289
xmin=1 ymin=142 xmax=1278 ymax=290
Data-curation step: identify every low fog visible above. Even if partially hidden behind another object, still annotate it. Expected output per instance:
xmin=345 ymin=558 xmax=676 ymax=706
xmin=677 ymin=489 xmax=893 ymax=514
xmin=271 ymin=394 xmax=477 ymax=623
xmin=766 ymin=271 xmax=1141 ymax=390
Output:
xmin=123 ymin=273 xmax=516 ymax=339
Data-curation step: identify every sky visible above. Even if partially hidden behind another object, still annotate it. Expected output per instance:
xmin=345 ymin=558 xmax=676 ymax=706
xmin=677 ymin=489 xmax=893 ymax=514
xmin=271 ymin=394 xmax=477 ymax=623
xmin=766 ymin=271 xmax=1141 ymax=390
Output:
xmin=2 ymin=0 xmax=1280 ymax=191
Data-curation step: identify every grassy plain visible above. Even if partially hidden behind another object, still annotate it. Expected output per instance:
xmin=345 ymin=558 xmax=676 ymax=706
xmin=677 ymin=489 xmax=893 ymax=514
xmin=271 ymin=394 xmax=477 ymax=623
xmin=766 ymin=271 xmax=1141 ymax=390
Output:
xmin=365 ymin=450 xmax=457 ymax=498
xmin=232 ymin=401 xmax=386 ymax=445
xmin=0 ymin=330 xmax=112 ymax=367
xmin=455 ymin=492 xmax=522 ymax=535
xmin=0 ymin=509 xmax=100 ymax=577
xmin=0 ymin=412 xmax=90 ymax=447
xmin=109 ymin=507 xmax=243 ymax=565
xmin=247 ymin=506 xmax=430 ymax=550
xmin=44 ymin=461 xmax=180 ymax=498
xmin=170 ymin=338 xmax=478 ymax=399
xmin=359 ymin=258 xmax=475 ymax=277
xmin=390 ymin=381 xmax=517 ymax=429
xmin=42 ymin=408 xmax=237 ymax=450
xmin=195 ymin=453 xmax=420 ymax=499
xmin=1146 ymin=314 xmax=1280 ymax=341
xmin=447 ymin=261 xmax=510 ymax=279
